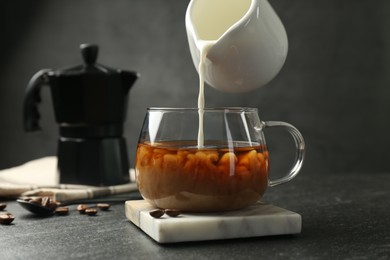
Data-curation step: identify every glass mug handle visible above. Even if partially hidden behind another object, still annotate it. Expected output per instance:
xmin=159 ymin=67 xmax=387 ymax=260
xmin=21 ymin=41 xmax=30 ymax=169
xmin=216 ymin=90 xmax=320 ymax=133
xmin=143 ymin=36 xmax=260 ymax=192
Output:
xmin=262 ymin=121 xmax=305 ymax=187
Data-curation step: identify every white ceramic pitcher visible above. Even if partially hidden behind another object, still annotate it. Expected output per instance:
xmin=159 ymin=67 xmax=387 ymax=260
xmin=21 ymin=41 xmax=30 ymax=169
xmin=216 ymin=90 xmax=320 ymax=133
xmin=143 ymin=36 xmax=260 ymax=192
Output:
xmin=186 ymin=0 xmax=288 ymax=93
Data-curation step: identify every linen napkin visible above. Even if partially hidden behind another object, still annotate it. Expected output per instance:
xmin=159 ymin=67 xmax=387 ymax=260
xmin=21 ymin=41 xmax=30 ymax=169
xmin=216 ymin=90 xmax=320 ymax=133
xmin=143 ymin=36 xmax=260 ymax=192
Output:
xmin=0 ymin=157 xmax=138 ymax=202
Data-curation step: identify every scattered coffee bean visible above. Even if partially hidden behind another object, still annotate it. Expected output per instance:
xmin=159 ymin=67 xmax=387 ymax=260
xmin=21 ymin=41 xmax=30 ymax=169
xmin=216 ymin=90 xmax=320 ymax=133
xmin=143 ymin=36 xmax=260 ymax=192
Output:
xmin=0 ymin=213 xmax=15 ymax=225
xmin=0 ymin=203 xmax=6 ymax=211
xmin=85 ymin=208 xmax=97 ymax=216
xmin=55 ymin=207 xmax=69 ymax=216
xmin=21 ymin=196 xmax=59 ymax=212
xmin=47 ymin=201 xmax=59 ymax=211
xmin=17 ymin=196 xmax=120 ymax=218
xmin=41 ymin=197 xmax=50 ymax=207
xmin=165 ymin=209 xmax=181 ymax=217
xmin=77 ymin=204 xmax=89 ymax=214
xmin=149 ymin=209 xmax=165 ymax=218
xmin=29 ymin=198 xmax=42 ymax=205
xmin=97 ymin=203 xmax=110 ymax=211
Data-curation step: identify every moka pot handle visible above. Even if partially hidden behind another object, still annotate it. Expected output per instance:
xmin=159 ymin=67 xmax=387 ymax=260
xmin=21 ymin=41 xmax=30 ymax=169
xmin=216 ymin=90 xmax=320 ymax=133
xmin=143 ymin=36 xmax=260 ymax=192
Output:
xmin=23 ymin=69 xmax=51 ymax=132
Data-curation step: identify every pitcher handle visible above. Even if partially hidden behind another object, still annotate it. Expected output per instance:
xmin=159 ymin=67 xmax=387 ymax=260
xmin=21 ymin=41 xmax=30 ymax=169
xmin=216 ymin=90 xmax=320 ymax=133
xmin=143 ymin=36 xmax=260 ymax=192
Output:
xmin=263 ymin=121 xmax=305 ymax=187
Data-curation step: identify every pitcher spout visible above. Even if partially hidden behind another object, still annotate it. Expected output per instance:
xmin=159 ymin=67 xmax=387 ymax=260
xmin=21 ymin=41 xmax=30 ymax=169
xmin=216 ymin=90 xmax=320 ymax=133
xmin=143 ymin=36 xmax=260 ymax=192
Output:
xmin=186 ymin=0 xmax=288 ymax=93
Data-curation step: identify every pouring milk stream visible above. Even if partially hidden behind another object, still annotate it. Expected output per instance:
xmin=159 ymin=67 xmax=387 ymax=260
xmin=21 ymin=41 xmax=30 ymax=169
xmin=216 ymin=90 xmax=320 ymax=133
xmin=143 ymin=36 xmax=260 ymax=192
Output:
xmin=185 ymin=0 xmax=288 ymax=148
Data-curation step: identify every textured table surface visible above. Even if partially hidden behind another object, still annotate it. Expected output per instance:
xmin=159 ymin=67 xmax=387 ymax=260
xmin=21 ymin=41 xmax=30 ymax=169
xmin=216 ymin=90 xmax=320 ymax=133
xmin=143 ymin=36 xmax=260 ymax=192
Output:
xmin=1 ymin=172 xmax=390 ymax=260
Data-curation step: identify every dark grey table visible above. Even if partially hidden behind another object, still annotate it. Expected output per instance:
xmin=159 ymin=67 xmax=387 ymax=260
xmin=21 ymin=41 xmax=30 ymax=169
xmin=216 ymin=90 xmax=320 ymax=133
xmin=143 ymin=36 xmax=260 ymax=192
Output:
xmin=1 ymin=172 xmax=389 ymax=260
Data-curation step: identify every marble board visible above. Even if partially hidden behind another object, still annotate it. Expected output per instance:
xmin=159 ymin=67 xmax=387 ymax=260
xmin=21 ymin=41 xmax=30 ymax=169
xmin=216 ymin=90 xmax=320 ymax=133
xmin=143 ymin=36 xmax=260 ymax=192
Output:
xmin=125 ymin=200 xmax=302 ymax=243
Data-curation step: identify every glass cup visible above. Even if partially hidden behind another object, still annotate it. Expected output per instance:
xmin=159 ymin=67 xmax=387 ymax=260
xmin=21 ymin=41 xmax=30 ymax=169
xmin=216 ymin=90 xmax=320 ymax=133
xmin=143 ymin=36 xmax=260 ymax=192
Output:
xmin=135 ymin=107 xmax=305 ymax=212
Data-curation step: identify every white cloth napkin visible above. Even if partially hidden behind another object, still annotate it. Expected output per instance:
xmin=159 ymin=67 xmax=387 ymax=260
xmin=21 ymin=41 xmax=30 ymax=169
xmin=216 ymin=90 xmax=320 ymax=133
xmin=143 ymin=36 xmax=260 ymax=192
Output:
xmin=0 ymin=157 xmax=138 ymax=202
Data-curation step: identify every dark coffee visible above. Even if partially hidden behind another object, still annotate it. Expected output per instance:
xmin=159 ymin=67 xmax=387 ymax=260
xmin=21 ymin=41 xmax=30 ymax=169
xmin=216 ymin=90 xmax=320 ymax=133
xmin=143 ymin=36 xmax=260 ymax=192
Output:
xmin=136 ymin=141 xmax=269 ymax=212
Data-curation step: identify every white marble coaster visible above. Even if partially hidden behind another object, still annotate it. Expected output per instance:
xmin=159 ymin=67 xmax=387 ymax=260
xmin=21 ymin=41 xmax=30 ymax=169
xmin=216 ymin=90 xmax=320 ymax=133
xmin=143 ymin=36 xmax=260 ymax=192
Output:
xmin=125 ymin=200 xmax=301 ymax=243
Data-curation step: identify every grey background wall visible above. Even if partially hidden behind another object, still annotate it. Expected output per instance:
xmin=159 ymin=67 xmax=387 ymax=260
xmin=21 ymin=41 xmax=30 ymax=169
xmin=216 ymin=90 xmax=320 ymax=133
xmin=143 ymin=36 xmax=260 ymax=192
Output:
xmin=1 ymin=0 xmax=389 ymax=176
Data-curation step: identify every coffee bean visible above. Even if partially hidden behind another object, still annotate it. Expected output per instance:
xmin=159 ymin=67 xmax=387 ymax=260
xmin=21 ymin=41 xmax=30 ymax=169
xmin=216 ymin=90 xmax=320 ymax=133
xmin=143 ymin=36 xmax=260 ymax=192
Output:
xmin=55 ymin=207 xmax=69 ymax=215
xmin=165 ymin=209 xmax=181 ymax=217
xmin=77 ymin=204 xmax=89 ymax=214
xmin=0 ymin=213 xmax=15 ymax=225
xmin=47 ymin=201 xmax=59 ymax=210
xmin=41 ymin=197 xmax=50 ymax=207
xmin=29 ymin=198 xmax=42 ymax=205
xmin=97 ymin=203 xmax=110 ymax=211
xmin=149 ymin=209 xmax=165 ymax=218
xmin=22 ymin=196 xmax=59 ymax=212
xmin=0 ymin=203 xmax=6 ymax=211
xmin=85 ymin=208 xmax=97 ymax=216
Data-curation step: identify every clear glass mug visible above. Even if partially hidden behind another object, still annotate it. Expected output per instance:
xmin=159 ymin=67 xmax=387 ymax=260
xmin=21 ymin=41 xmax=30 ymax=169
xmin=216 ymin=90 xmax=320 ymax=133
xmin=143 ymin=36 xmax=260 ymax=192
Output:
xmin=135 ymin=107 xmax=305 ymax=212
